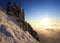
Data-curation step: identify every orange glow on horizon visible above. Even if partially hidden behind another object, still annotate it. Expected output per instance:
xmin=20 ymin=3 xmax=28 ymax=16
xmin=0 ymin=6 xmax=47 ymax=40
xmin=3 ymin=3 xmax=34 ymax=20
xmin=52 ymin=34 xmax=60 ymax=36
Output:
xmin=28 ymin=18 xmax=60 ymax=29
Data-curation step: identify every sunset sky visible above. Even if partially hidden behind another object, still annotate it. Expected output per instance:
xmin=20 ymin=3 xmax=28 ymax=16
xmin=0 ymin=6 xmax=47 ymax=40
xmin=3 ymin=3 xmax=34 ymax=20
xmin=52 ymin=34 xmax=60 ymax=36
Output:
xmin=0 ymin=0 xmax=60 ymax=28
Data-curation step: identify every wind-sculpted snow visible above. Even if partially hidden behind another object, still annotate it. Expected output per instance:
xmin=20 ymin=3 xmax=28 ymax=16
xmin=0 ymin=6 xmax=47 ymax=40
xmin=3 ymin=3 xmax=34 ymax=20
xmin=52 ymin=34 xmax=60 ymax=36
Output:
xmin=0 ymin=9 xmax=39 ymax=43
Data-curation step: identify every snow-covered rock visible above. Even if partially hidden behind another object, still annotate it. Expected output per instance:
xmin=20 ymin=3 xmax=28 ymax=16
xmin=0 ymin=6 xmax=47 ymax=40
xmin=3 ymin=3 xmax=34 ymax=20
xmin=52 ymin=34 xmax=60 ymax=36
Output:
xmin=0 ymin=8 xmax=39 ymax=43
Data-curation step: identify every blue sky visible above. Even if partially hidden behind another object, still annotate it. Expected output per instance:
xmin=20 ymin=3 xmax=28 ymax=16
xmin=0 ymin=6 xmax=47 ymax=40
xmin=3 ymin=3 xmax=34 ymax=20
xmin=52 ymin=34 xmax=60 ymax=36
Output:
xmin=0 ymin=0 xmax=60 ymax=22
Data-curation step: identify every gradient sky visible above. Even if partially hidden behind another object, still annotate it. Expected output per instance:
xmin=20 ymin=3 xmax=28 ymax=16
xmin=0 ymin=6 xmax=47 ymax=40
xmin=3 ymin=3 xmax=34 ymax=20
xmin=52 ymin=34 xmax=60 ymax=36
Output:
xmin=0 ymin=0 xmax=60 ymax=24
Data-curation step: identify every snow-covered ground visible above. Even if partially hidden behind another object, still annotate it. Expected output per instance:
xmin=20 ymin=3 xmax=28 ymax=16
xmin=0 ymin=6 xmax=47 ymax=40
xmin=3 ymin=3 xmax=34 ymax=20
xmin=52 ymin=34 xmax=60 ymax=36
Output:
xmin=0 ymin=8 xmax=39 ymax=43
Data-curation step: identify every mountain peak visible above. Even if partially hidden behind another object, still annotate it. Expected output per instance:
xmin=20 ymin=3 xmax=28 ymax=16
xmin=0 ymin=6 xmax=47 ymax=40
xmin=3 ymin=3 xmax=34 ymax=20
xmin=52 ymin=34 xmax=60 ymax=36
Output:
xmin=0 ymin=8 xmax=39 ymax=43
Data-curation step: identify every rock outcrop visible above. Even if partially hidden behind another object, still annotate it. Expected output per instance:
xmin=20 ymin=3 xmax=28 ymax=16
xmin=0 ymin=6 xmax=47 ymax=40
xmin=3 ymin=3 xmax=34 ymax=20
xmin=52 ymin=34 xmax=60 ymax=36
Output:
xmin=0 ymin=7 xmax=39 ymax=43
xmin=6 ymin=2 xmax=40 ymax=42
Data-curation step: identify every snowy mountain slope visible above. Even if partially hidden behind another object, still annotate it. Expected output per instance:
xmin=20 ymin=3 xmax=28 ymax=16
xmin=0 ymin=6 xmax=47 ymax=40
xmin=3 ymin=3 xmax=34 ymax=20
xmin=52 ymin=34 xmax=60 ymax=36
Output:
xmin=0 ymin=9 xmax=39 ymax=43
